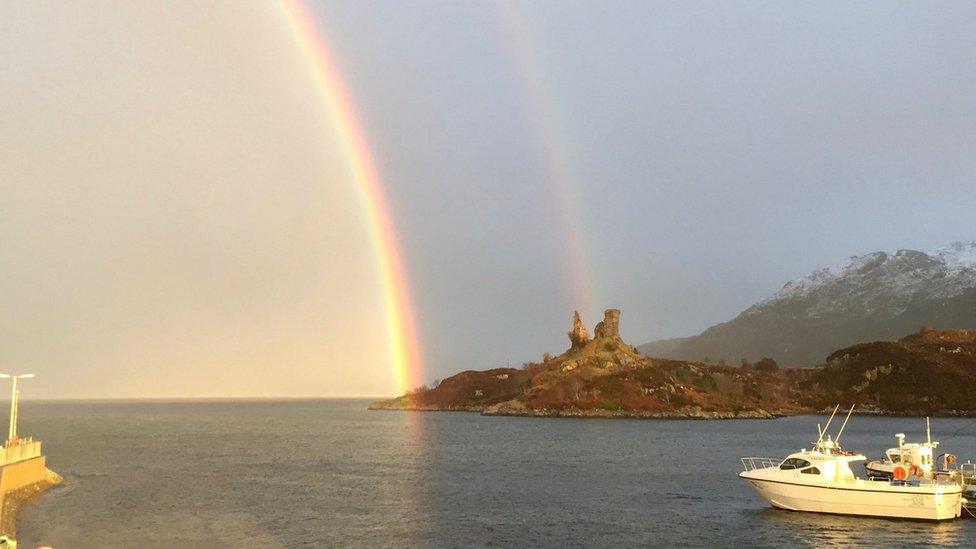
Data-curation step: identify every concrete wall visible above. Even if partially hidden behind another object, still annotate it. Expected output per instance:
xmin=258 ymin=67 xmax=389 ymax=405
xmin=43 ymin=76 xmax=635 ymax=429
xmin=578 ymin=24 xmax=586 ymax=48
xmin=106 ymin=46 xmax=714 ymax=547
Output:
xmin=0 ymin=456 xmax=48 ymax=493
xmin=0 ymin=441 xmax=42 ymax=466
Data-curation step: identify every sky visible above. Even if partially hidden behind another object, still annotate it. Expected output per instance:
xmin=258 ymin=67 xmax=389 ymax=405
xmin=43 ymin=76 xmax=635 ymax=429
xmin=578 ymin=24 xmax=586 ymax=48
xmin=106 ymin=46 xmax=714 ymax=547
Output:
xmin=2 ymin=1 xmax=975 ymax=398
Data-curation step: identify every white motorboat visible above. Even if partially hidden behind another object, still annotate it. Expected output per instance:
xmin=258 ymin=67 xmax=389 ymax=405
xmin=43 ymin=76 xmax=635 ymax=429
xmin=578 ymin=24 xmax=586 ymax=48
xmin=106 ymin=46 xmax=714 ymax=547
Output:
xmin=739 ymin=406 xmax=965 ymax=521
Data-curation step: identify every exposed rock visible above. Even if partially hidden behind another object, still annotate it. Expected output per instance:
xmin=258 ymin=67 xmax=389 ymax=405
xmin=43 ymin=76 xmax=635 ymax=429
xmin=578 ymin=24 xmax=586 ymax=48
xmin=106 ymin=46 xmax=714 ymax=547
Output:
xmin=567 ymin=310 xmax=590 ymax=349
xmin=482 ymin=402 xmax=784 ymax=419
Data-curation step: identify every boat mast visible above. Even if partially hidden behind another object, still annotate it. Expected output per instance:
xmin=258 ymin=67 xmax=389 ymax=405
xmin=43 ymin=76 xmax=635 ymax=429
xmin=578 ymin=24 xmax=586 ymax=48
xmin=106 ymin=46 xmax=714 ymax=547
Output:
xmin=834 ymin=404 xmax=856 ymax=445
xmin=815 ymin=404 xmax=841 ymax=447
xmin=926 ymin=416 xmax=931 ymax=446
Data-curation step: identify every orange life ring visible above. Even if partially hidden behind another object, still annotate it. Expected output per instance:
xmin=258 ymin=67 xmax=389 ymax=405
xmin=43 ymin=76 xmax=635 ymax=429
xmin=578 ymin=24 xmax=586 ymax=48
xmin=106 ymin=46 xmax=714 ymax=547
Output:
xmin=892 ymin=466 xmax=907 ymax=480
xmin=908 ymin=464 xmax=922 ymax=477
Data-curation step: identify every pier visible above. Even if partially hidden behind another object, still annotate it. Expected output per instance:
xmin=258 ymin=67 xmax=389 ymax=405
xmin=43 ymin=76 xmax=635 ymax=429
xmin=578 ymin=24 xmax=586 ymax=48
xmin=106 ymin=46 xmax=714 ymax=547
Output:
xmin=0 ymin=374 xmax=60 ymax=542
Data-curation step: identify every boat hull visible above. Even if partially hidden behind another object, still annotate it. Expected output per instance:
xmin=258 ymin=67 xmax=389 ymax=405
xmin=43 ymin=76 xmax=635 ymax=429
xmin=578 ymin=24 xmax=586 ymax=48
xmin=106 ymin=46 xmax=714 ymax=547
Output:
xmin=740 ymin=472 xmax=963 ymax=521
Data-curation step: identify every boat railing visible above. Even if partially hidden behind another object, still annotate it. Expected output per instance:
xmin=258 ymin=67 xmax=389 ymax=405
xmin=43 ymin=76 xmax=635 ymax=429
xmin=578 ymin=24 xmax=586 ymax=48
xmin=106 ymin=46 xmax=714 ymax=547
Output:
xmin=741 ymin=457 xmax=779 ymax=471
xmin=959 ymin=461 xmax=976 ymax=484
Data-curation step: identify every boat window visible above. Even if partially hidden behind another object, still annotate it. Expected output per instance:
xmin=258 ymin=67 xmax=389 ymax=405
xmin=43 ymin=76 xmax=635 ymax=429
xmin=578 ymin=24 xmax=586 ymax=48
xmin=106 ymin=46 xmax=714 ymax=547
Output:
xmin=801 ymin=467 xmax=821 ymax=475
xmin=779 ymin=458 xmax=811 ymax=470
xmin=889 ymin=454 xmax=900 ymax=464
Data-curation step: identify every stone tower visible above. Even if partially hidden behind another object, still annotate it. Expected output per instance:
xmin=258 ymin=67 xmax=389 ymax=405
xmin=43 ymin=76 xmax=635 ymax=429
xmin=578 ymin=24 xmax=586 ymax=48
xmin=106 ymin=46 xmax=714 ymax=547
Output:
xmin=567 ymin=310 xmax=590 ymax=349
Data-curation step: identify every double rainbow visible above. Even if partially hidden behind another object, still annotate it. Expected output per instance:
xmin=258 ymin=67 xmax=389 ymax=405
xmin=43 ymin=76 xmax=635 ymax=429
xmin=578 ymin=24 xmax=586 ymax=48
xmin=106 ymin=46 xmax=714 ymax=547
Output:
xmin=278 ymin=0 xmax=422 ymax=394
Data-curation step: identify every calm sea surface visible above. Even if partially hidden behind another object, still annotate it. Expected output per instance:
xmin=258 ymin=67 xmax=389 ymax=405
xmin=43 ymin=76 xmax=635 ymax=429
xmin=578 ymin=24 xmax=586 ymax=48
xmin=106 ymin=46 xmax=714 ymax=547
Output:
xmin=13 ymin=399 xmax=976 ymax=547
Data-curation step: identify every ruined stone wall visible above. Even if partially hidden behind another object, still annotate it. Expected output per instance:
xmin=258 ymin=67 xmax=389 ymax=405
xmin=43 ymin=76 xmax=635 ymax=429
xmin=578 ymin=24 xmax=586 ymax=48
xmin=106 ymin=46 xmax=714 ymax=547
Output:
xmin=594 ymin=309 xmax=621 ymax=339
xmin=567 ymin=310 xmax=590 ymax=349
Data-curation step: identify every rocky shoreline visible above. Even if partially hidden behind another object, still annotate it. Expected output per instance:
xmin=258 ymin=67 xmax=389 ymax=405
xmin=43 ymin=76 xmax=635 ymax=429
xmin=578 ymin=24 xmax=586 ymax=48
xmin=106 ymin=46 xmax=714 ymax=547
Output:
xmin=484 ymin=404 xmax=786 ymax=419
xmin=369 ymin=399 xmax=791 ymax=419
xmin=369 ymin=402 xmax=976 ymax=419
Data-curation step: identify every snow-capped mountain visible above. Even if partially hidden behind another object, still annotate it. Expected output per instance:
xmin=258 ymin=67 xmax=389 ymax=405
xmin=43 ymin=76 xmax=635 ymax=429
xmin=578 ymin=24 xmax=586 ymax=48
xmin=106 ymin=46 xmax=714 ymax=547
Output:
xmin=639 ymin=242 xmax=976 ymax=365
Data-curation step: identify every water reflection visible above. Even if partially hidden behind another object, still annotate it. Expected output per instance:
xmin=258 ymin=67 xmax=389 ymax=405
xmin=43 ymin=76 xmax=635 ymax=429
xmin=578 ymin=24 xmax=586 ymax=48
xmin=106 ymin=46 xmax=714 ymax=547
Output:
xmin=754 ymin=507 xmax=965 ymax=547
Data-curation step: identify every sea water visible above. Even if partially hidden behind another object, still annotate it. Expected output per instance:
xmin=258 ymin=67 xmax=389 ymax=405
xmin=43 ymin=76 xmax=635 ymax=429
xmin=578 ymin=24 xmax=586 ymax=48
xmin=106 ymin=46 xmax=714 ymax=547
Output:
xmin=14 ymin=399 xmax=976 ymax=547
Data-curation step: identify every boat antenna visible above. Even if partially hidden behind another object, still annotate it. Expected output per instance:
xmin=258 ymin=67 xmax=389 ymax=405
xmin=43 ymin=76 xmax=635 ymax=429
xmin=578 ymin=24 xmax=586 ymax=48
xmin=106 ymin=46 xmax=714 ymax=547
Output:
xmin=816 ymin=404 xmax=840 ymax=446
xmin=926 ymin=416 xmax=931 ymax=445
xmin=834 ymin=404 xmax=856 ymax=444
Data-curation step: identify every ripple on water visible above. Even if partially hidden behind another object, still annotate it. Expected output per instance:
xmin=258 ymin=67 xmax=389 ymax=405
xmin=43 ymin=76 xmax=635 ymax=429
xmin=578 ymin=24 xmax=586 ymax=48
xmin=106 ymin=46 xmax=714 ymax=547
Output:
xmin=13 ymin=402 xmax=976 ymax=547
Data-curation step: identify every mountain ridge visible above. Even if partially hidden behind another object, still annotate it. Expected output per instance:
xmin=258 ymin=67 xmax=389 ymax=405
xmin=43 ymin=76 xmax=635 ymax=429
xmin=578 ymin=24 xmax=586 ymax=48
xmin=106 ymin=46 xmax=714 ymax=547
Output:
xmin=639 ymin=241 xmax=976 ymax=365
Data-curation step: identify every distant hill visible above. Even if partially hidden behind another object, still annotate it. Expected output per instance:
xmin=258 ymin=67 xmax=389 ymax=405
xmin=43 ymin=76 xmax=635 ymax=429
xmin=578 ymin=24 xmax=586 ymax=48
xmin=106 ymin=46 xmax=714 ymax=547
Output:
xmin=639 ymin=241 xmax=976 ymax=365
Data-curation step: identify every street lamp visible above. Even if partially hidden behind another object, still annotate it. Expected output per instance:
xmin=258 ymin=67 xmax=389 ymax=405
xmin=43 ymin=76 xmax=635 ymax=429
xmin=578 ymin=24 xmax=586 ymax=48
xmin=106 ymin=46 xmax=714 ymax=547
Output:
xmin=0 ymin=373 xmax=34 ymax=445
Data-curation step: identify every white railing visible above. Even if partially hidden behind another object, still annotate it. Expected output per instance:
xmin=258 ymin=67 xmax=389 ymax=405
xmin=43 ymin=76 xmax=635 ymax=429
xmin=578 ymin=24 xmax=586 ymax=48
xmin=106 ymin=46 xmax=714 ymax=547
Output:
xmin=0 ymin=439 xmax=42 ymax=466
xmin=741 ymin=457 xmax=779 ymax=471
xmin=959 ymin=461 xmax=976 ymax=483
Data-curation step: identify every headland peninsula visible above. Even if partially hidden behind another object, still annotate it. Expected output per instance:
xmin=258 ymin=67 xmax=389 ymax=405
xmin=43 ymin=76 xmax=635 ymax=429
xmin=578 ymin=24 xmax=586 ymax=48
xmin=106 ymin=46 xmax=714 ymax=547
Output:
xmin=371 ymin=309 xmax=976 ymax=419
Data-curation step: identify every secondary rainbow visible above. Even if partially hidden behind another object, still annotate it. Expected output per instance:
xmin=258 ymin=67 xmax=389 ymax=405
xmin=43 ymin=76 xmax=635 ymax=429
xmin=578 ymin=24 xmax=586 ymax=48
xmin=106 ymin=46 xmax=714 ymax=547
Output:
xmin=494 ymin=3 xmax=600 ymax=318
xmin=278 ymin=0 xmax=423 ymax=394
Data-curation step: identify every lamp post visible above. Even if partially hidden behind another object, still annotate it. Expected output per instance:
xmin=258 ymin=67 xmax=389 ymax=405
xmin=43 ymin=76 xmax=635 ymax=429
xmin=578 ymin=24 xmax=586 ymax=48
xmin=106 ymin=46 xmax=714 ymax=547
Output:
xmin=0 ymin=373 xmax=34 ymax=445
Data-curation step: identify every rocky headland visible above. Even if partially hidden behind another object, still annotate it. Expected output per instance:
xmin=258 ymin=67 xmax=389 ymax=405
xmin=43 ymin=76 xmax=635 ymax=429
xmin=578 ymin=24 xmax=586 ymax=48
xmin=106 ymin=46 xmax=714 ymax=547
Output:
xmin=371 ymin=310 xmax=976 ymax=419
xmin=371 ymin=309 xmax=812 ymax=418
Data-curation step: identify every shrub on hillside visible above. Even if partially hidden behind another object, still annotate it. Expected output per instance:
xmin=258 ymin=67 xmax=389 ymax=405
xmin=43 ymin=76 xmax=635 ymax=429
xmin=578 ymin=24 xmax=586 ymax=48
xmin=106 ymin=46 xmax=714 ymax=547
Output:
xmin=754 ymin=357 xmax=780 ymax=372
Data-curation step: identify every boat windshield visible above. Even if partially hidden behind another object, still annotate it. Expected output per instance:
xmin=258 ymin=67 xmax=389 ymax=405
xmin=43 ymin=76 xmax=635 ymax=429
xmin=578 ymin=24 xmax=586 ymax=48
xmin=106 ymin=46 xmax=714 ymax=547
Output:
xmin=779 ymin=458 xmax=812 ymax=470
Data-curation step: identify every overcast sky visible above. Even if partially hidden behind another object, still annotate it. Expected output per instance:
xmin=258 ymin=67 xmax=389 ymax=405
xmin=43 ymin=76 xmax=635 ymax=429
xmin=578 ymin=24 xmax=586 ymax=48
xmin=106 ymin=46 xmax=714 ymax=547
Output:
xmin=3 ymin=1 xmax=975 ymax=398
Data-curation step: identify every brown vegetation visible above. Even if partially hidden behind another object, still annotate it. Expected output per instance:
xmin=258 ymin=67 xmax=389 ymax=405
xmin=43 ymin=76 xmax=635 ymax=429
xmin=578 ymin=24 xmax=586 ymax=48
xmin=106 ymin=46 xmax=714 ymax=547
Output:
xmin=796 ymin=328 xmax=976 ymax=414
xmin=370 ymin=310 xmax=976 ymax=418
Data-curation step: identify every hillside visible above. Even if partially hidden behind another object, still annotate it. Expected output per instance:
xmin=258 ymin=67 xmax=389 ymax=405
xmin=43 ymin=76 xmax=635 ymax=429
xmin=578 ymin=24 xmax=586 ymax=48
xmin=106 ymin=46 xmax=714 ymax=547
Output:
xmin=796 ymin=327 xmax=976 ymax=415
xmin=639 ymin=242 xmax=976 ymax=365
xmin=371 ymin=309 xmax=812 ymax=418
xmin=372 ymin=311 xmax=976 ymax=418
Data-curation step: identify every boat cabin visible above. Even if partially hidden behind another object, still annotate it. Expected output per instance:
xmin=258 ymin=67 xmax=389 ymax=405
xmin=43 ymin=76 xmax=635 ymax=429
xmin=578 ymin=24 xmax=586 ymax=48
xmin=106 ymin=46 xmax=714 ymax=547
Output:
xmin=779 ymin=450 xmax=863 ymax=482
xmin=884 ymin=433 xmax=937 ymax=474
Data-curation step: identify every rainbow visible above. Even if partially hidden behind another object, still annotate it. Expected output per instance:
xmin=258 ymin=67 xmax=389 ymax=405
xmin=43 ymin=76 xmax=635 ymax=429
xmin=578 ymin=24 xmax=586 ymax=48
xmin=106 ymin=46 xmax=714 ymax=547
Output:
xmin=494 ymin=4 xmax=599 ymax=319
xmin=277 ymin=0 xmax=423 ymax=394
